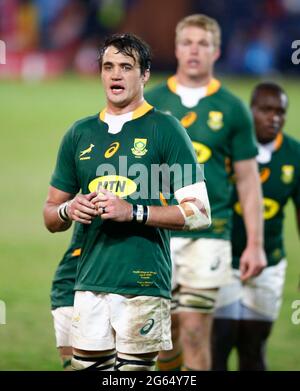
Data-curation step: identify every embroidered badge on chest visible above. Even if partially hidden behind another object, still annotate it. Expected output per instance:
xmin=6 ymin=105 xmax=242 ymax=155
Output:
xmin=131 ymin=138 xmax=148 ymax=157
xmin=281 ymin=165 xmax=294 ymax=184
xmin=207 ymin=111 xmax=224 ymax=131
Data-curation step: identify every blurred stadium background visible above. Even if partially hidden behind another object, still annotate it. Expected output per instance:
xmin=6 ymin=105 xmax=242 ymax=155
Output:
xmin=0 ymin=0 xmax=299 ymax=370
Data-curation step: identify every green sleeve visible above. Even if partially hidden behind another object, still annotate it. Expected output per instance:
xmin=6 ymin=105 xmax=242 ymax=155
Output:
xmin=230 ymin=100 xmax=258 ymax=161
xmin=156 ymin=113 xmax=205 ymax=193
xmin=50 ymin=126 xmax=80 ymax=194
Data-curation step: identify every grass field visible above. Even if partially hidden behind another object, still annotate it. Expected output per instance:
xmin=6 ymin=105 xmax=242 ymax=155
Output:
xmin=0 ymin=74 xmax=299 ymax=370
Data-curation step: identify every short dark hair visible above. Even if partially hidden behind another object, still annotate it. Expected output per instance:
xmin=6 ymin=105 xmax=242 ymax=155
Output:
xmin=98 ymin=33 xmax=152 ymax=74
xmin=250 ymin=82 xmax=288 ymax=107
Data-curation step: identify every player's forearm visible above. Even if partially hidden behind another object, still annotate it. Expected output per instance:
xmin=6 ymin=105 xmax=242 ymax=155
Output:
xmin=145 ymin=199 xmax=211 ymax=231
xmin=94 ymin=183 xmax=211 ymax=229
xmin=43 ymin=202 xmax=72 ymax=233
xmin=236 ymin=170 xmax=264 ymax=247
xmin=141 ymin=182 xmax=211 ymax=230
xmin=145 ymin=205 xmax=185 ymax=230
xmin=140 ymin=182 xmax=211 ymax=230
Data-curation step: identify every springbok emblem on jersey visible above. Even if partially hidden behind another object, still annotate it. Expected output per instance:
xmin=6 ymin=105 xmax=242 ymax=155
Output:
xmin=79 ymin=144 xmax=95 ymax=160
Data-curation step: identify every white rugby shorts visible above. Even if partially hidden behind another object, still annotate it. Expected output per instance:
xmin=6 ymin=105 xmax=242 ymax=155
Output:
xmin=51 ymin=306 xmax=73 ymax=347
xmin=215 ymin=259 xmax=287 ymax=321
xmin=71 ymin=291 xmax=172 ymax=353
xmin=171 ymin=237 xmax=233 ymax=290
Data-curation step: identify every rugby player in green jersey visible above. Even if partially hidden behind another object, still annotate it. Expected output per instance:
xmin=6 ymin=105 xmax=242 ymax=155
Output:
xmin=145 ymin=14 xmax=266 ymax=371
xmin=43 ymin=33 xmax=211 ymax=371
xmin=213 ymin=82 xmax=300 ymax=370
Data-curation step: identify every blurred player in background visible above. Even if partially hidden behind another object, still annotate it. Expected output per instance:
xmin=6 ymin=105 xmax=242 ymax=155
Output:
xmin=50 ymin=223 xmax=82 ymax=370
xmin=146 ymin=14 xmax=266 ymax=371
xmin=212 ymin=82 xmax=300 ymax=371
xmin=44 ymin=33 xmax=211 ymax=371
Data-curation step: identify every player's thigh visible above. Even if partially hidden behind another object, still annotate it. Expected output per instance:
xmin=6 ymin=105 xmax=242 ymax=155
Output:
xmin=111 ymin=294 xmax=172 ymax=354
xmin=214 ymin=269 xmax=242 ymax=320
xmin=242 ymin=259 xmax=287 ymax=321
xmin=170 ymin=238 xmax=191 ymax=314
xmin=175 ymin=239 xmax=233 ymax=313
xmin=170 ymin=237 xmax=191 ymax=291
xmin=71 ymin=291 xmax=115 ymax=351
xmin=176 ymin=238 xmax=233 ymax=289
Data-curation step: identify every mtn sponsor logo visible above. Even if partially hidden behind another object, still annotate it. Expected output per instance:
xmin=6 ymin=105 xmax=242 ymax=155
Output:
xmin=89 ymin=175 xmax=137 ymax=198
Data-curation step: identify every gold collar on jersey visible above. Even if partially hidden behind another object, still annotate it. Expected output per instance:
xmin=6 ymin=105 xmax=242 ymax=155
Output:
xmin=167 ymin=76 xmax=221 ymax=96
xmin=99 ymin=101 xmax=153 ymax=122
xmin=274 ymin=132 xmax=283 ymax=151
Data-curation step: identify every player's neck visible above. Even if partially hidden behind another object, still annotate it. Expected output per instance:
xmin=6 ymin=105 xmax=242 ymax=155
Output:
xmin=175 ymin=71 xmax=214 ymax=88
xmin=106 ymin=97 xmax=145 ymax=115
xmin=257 ymin=131 xmax=282 ymax=146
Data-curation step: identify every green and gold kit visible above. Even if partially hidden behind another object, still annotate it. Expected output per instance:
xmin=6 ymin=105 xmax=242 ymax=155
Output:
xmin=51 ymin=222 xmax=83 ymax=309
xmin=231 ymin=133 xmax=300 ymax=268
xmin=50 ymin=102 xmax=203 ymax=299
xmin=146 ymin=77 xmax=257 ymax=239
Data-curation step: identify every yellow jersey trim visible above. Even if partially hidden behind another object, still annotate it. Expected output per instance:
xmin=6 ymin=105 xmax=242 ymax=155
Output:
xmin=99 ymin=108 xmax=106 ymax=122
xmin=159 ymin=192 xmax=168 ymax=206
xmin=132 ymin=101 xmax=153 ymax=119
xmin=167 ymin=76 xmax=221 ymax=97
xmin=206 ymin=78 xmax=221 ymax=96
xmin=274 ymin=132 xmax=283 ymax=151
xmin=167 ymin=75 xmax=177 ymax=93
xmin=99 ymin=101 xmax=153 ymax=122
xmin=72 ymin=248 xmax=81 ymax=257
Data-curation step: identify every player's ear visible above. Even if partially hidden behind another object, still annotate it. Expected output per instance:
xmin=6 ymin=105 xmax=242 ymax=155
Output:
xmin=142 ymin=69 xmax=150 ymax=85
xmin=213 ymin=47 xmax=221 ymax=62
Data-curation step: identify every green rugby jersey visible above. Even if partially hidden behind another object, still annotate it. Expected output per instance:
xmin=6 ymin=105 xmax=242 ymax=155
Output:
xmin=145 ymin=77 xmax=257 ymax=239
xmin=50 ymin=102 xmax=203 ymax=299
xmin=50 ymin=222 xmax=83 ymax=309
xmin=232 ymin=133 xmax=300 ymax=268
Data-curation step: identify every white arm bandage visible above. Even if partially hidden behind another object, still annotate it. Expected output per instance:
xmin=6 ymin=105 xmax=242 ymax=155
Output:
xmin=175 ymin=182 xmax=211 ymax=231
